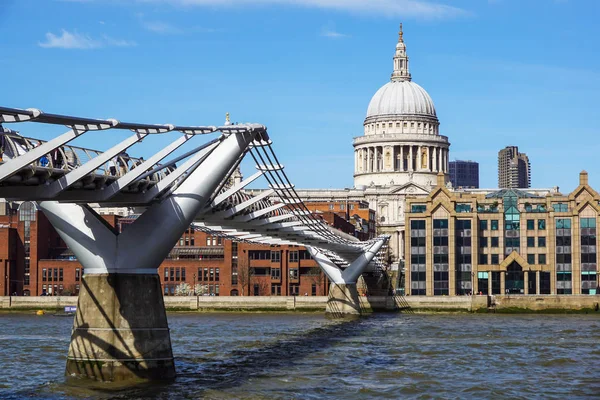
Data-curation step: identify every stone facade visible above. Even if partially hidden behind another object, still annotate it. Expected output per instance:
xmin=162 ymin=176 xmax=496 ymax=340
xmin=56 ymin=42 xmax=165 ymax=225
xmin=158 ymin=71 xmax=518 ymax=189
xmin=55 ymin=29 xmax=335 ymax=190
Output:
xmin=405 ymin=171 xmax=600 ymax=296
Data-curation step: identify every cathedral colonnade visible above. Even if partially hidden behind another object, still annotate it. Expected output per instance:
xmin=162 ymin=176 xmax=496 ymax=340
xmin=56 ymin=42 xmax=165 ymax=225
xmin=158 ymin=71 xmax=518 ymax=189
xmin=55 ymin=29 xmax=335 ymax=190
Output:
xmin=355 ymin=144 xmax=449 ymax=174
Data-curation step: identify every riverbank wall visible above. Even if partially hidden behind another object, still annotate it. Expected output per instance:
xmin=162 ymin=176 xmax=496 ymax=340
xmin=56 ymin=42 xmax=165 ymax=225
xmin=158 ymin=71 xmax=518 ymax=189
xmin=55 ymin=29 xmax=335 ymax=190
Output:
xmin=1 ymin=295 xmax=599 ymax=313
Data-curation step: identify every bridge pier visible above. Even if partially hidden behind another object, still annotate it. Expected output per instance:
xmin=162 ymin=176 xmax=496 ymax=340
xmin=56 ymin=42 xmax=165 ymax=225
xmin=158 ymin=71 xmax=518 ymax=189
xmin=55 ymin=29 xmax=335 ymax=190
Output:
xmin=308 ymin=240 xmax=386 ymax=317
xmin=66 ymin=273 xmax=174 ymax=382
xmin=37 ymin=129 xmax=259 ymax=383
xmin=326 ymin=283 xmax=362 ymax=316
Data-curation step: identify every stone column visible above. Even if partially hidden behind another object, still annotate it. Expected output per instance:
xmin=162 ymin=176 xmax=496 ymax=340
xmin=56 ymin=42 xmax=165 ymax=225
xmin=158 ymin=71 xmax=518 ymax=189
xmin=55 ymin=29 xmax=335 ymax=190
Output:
xmin=399 ymin=146 xmax=404 ymax=172
xmin=409 ymin=145 xmax=413 ymax=171
xmin=536 ymin=270 xmax=541 ymax=294
xmin=417 ymin=146 xmax=422 ymax=171
xmin=368 ymin=147 xmax=373 ymax=172
xmin=438 ymin=148 xmax=442 ymax=173
xmin=488 ymin=272 xmax=493 ymax=295
xmin=524 ymin=271 xmax=529 ymax=295
xmin=446 ymin=149 xmax=449 ymax=172
xmin=432 ymin=147 xmax=437 ymax=172
xmin=500 ymin=271 xmax=505 ymax=295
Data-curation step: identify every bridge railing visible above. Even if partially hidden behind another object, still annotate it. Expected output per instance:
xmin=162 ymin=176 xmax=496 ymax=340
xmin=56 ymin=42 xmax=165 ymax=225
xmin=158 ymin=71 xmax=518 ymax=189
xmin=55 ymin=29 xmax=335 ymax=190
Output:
xmin=0 ymin=129 xmax=171 ymax=184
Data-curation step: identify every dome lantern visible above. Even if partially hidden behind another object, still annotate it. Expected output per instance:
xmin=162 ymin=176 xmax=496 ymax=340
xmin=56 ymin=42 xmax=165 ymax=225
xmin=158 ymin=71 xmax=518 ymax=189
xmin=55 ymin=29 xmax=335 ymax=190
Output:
xmin=391 ymin=23 xmax=411 ymax=82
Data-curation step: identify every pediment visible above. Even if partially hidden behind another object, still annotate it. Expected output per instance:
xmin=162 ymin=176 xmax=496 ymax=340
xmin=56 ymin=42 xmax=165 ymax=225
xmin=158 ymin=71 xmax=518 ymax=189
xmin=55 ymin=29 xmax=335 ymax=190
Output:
xmin=388 ymin=182 xmax=429 ymax=196
xmin=431 ymin=204 xmax=450 ymax=217
xmin=576 ymin=202 xmax=599 ymax=217
xmin=431 ymin=190 xmax=451 ymax=203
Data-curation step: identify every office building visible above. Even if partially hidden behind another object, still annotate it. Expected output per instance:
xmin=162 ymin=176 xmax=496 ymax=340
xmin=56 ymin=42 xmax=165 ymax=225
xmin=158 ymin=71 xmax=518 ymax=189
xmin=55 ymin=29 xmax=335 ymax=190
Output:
xmin=498 ymin=146 xmax=530 ymax=188
xmin=449 ymin=160 xmax=479 ymax=189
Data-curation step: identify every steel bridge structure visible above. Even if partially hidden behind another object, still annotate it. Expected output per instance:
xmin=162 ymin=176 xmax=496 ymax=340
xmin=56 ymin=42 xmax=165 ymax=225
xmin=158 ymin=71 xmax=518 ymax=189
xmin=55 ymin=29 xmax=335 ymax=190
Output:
xmin=0 ymin=105 xmax=388 ymax=383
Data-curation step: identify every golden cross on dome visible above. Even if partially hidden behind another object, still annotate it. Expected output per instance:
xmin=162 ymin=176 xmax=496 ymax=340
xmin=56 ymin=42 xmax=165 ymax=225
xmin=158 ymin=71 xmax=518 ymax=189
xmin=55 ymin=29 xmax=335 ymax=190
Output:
xmin=398 ymin=23 xmax=403 ymax=42
xmin=225 ymin=112 xmax=230 ymax=123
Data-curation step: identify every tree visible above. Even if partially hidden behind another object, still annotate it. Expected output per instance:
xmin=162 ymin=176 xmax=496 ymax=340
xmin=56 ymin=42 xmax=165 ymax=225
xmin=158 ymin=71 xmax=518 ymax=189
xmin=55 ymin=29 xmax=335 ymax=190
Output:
xmin=309 ymin=267 xmax=325 ymax=295
xmin=194 ymin=284 xmax=206 ymax=296
xmin=175 ymin=282 xmax=192 ymax=296
xmin=237 ymin=255 xmax=254 ymax=296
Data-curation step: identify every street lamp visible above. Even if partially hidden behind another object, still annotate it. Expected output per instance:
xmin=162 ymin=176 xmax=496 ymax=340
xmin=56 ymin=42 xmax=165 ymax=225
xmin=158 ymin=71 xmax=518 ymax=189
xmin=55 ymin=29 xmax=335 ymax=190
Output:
xmin=193 ymin=273 xmax=196 ymax=296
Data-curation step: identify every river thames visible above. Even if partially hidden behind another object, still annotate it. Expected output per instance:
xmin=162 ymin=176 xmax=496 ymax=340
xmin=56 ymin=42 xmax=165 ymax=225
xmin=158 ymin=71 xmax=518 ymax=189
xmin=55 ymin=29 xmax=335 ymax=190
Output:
xmin=0 ymin=312 xmax=599 ymax=399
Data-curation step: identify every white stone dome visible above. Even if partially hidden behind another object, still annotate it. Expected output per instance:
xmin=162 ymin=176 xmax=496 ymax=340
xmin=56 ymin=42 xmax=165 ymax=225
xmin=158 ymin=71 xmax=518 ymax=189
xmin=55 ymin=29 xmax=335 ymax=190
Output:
xmin=366 ymin=80 xmax=436 ymax=119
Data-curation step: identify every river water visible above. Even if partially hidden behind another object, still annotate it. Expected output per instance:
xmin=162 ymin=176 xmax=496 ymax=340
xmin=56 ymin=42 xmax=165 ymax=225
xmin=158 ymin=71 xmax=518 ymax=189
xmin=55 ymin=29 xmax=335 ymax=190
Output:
xmin=0 ymin=312 xmax=599 ymax=399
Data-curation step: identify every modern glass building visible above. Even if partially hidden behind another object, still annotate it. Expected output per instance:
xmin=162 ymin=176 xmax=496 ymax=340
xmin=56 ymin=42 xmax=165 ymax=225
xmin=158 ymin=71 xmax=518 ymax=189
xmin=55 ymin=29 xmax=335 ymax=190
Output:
xmin=449 ymin=160 xmax=479 ymax=189
xmin=405 ymin=171 xmax=599 ymax=296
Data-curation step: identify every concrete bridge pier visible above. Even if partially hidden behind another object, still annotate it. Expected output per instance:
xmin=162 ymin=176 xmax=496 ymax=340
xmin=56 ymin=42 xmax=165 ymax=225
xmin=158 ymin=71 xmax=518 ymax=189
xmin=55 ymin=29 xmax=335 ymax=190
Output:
xmin=308 ymin=239 xmax=386 ymax=317
xmin=66 ymin=273 xmax=174 ymax=382
xmin=38 ymin=129 xmax=259 ymax=383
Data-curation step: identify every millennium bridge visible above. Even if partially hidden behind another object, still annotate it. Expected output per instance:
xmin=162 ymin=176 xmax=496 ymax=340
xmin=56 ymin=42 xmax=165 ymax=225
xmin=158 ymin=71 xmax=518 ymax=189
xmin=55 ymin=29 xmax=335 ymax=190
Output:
xmin=0 ymin=105 xmax=388 ymax=383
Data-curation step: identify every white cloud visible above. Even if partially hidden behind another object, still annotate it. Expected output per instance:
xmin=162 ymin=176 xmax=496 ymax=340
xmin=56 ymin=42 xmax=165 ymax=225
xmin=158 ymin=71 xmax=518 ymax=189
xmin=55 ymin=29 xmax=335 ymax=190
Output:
xmin=142 ymin=20 xmax=184 ymax=34
xmin=38 ymin=29 xmax=136 ymax=49
xmin=321 ymin=29 xmax=348 ymax=38
xmin=138 ymin=0 xmax=469 ymax=19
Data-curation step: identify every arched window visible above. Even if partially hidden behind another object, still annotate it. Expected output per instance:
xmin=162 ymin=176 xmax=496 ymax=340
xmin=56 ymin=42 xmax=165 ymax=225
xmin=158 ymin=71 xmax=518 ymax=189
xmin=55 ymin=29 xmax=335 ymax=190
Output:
xmin=230 ymin=289 xmax=239 ymax=296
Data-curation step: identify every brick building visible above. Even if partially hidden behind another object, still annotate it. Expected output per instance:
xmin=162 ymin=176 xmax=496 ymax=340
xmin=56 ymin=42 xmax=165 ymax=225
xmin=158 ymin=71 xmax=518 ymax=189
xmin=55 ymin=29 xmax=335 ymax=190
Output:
xmin=1 ymin=200 xmax=367 ymax=297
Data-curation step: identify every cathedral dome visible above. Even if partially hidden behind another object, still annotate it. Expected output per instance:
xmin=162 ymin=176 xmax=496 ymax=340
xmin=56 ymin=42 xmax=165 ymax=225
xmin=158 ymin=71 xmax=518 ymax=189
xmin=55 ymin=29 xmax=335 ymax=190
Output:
xmin=366 ymin=80 xmax=436 ymax=119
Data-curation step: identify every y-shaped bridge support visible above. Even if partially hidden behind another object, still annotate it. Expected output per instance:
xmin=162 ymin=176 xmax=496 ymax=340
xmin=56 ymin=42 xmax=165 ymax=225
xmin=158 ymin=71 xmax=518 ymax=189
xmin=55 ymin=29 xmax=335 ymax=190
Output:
xmin=38 ymin=130 xmax=257 ymax=383
xmin=307 ymin=239 xmax=386 ymax=316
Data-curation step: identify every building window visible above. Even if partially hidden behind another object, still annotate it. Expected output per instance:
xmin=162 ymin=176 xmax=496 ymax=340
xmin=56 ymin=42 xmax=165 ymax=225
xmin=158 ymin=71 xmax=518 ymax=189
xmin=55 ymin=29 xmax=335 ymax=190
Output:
xmin=538 ymin=254 xmax=546 ymax=264
xmin=527 ymin=220 xmax=535 ymax=230
xmin=491 ymin=254 xmax=499 ymax=264
xmin=580 ymin=217 xmax=597 ymax=294
xmin=479 ymin=254 xmax=488 ymax=265
xmin=164 ymin=268 xmax=169 ymax=281
xmin=271 ymin=268 xmax=280 ymax=279
xmin=42 ymin=268 xmax=47 ymax=282
xmin=552 ymin=203 xmax=568 ymax=212
xmin=53 ymin=268 xmax=58 ymax=282
xmin=477 ymin=272 xmax=489 ymax=295
xmin=433 ymin=219 xmax=449 ymax=296
xmin=538 ymin=219 xmax=546 ymax=230
xmin=538 ymin=237 xmax=546 ymax=247
xmin=312 ymin=284 xmax=317 ymax=296
xmin=411 ymin=204 xmax=426 ymax=213
xmin=491 ymin=220 xmax=499 ymax=230
xmin=271 ymin=251 xmax=281 ymax=263
xmin=214 ymin=268 xmax=219 ymax=281
xmin=556 ymin=218 xmax=572 ymax=294
xmin=491 ymin=237 xmax=499 ymax=247
xmin=410 ymin=220 xmax=426 ymax=295
xmin=182 ymin=268 xmax=186 ymax=281
xmin=289 ymin=284 xmax=299 ymax=296
xmin=203 ymin=268 xmax=209 ymax=281
xmin=479 ymin=237 xmax=488 ymax=248
xmin=170 ymin=268 xmax=175 ymax=281
xmin=480 ymin=220 xmax=488 ymax=231
xmin=289 ymin=268 xmax=299 ymax=280
xmin=271 ymin=284 xmax=281 ymax=296
xmin=329 ymin=204 xmax=334 ymax=210
xmin=289 ymin=251 xmax=299 ymax=262
xmin=455 ymin=204 xmax=472 ymax=213
xmin=75 ymin=268 xmax=80 ymax=282
xmin=210 ymin=268 xmax=214 ymax=281
xmin=176 ymin=268 xmax=180 ymax=281
xmin=59 ymin=268 xmax=63 ymax=281
xmin=455 ymin=219 xmax=472 ymax=295
xmin=527 ymin=237 xmax=535 ymax=247
xmin=527 ymin=254 xmax=535 ymax=264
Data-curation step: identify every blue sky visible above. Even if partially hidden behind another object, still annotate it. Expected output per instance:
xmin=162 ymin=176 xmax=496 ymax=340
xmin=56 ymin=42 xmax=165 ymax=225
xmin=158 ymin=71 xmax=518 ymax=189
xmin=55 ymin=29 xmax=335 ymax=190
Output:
xmin=1 ymin=0 xmax=599 ymax=192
